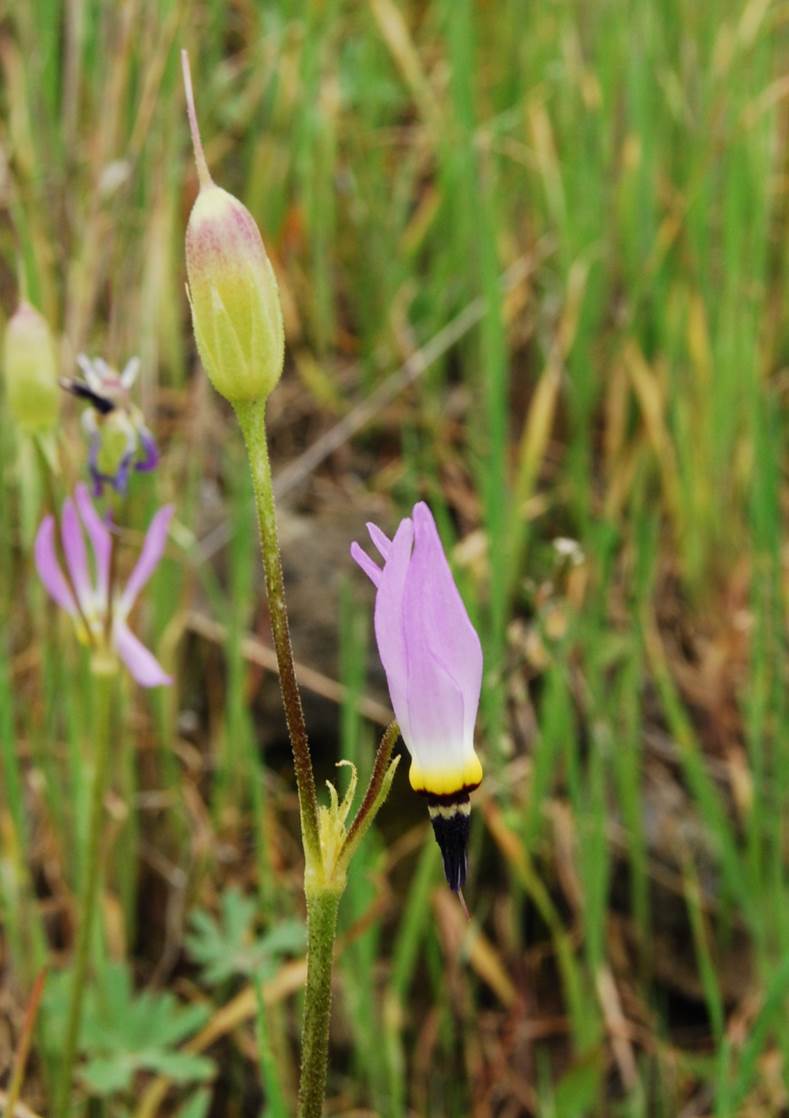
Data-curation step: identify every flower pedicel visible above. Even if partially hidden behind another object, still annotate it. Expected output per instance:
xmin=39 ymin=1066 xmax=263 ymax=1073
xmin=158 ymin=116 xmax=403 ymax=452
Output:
xmin=352 ymin=501 xmax=483 ymax=893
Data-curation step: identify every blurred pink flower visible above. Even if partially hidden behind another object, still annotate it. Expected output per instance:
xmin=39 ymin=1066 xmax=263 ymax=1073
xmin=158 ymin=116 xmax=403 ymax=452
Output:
xmin=35 ymin=484 xmax=173 ymax=687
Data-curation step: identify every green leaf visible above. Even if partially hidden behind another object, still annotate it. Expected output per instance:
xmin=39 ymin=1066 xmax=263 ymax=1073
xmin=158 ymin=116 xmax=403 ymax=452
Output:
xmin=552 ymin=1048 xmax=605 ymax=1116
xmin=186 ymin=887 xmax=306 ymax=987
xmin=177 ymin=1089 xmax=213 ymax=1118
xmin=80 ymin=1057 xmax=134 ymax=1094
xmin=44 ymin=962 xmax=213 ymax=1098
xmin=141 ymin=1049 xmax=215 ymax=1083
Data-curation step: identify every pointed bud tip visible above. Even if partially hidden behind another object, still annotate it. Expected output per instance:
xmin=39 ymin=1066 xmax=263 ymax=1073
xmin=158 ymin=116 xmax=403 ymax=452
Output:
xmin=187 ymin=182 xmax=247 ymax=232
xmin=11 ymin=299 xmax=37 ymax=319
xmin=181 ymin=49 xmax=212 ymax=189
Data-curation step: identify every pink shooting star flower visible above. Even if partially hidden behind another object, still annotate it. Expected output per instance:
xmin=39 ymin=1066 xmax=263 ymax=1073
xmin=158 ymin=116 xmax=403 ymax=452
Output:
xmin=352 ymin=501 xmax=483 ymax=893
xmin=34 ymin=484 xmax=173 ymax=686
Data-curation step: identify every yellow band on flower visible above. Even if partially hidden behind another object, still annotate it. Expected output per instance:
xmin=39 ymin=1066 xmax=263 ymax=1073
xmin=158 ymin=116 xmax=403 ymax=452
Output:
xmin=408 ymin=753 xmax=483 ymax=797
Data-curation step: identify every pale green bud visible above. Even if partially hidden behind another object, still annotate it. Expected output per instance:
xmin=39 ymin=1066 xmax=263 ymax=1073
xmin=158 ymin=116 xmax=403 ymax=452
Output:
xmin=3 ymin=301 xmax=59 ymax=433
xmin=182 ymin=52 xmax=284 ymax=404
xmin=185 ymin=185 xmax=284 ymax=403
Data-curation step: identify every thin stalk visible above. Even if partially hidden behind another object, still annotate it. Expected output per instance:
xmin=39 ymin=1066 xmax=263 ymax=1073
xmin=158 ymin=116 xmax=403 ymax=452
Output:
xmin=181 ymin=50 xmax=212 ymax=189
xmin=340 ymin=721 xmax=399 ymax=860
xmin=54 ymin=660 xmax=115 ymax=1118
xmin=299 ymin=886 xmax=342 ymax=1118
xmin=296 ymin=723 xmax=400 ymax=1115
xmin=5 ymin=966 xmax=47 ymax=1116
xmin=234 ymin=398 xmax=322 ymax=873
xmin=235 ymin=398 xmax=342 ymax=1115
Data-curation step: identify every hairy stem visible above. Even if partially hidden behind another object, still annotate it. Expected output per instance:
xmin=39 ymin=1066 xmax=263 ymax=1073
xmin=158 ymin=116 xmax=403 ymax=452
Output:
xmin=234 ymin=397 xmax=322 ymax=873
xmin=55 ymin=660 xmax=115 ymax=1117
xmin=298 ymin=886 xmax=341 ymax=1118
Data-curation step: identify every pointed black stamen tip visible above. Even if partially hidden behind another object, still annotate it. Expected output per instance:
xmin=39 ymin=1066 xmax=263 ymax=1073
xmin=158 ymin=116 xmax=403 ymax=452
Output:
xmin=427 ymin=793 xmax=471 ymax=893
xmin=59 ymin=378 xmax=116 ymax=414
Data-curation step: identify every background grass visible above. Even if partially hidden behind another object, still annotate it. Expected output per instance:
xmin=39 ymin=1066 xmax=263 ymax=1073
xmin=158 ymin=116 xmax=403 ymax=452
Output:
xmin=1 ymin=0 xmax=788 ymax=1114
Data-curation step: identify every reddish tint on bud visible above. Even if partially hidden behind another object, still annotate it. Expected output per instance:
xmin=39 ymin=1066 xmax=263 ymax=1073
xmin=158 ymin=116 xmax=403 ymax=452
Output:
xmin=182 ymin=51 xmax=284 ymax=404
xmin=3 ymin=300 xmax=59 ymax=433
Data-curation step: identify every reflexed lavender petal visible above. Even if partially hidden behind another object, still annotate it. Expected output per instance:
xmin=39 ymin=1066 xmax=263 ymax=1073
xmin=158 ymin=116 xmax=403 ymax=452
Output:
xmin=120 ymin=356 xmax=141 ymax=389
xmin=373 ymin=517 xmax=414 ymax=742
xmin=113 ymin=452 xmax=134 ymax=494
xmin=61 ymin=498 xmax=91 ymax=607
xmin=114 ymin=621 xmax=171 ymax=687
xmin=94 ymin=357 xmax=111 ymax=382
xmin=119 ymin=504 xmax=174 ymax=612
xmin=353 ymin=502 xmax=484 ymax=789
xmin=74 ymin=484 xmax=112 ymax=603
xmin=350 ymin=541 xmax=382 ymax=588
xmin=366 ymin=522 xmax=391 ymax=561
xmin=77 ymin=354 xmax=98 ymax=388
xmin=135 ymin=428 xmax=159 ymax=473
xmin=34 ymin=517 xmax=77 ymax=614
xmin=401 ymin=569 xmax=466 ymax=766
xmin=409 ymin=502 xmax=482 ymax=746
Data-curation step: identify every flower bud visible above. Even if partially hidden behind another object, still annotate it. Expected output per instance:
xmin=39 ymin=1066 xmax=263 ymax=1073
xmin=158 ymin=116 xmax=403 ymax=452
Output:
xmin=185 ymin=185 xmax=284 ymax=403
xmin=182 ymin=52 xmax=284 ymax=404
xmin=3 ymin=301 xmax=59 ymax=433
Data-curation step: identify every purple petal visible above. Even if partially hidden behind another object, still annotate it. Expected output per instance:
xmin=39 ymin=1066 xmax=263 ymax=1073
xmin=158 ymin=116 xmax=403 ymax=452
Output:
xmin=34 ymin=516 xmax=77 ymax=614
xmin=373 ymin=517 xmax=414 ymax=742
xmin=366 ymin=522 xmax=391 ymax=561
xmin=61 ymin=498 xmax=91 ymax=607
xmin=400 ymin=599 xmax=466 ymax=772
xmin=74 ymin=484 xmax=112 ymax=603
xmin=350 ymin=541 xmax=382 ymax=588
xmin=112 ymin=452 xmax=134 ymax=494
xmin=114 ymin=621 xmax=171 ymax=687
xmin=408 ymin=503 xmax=483 ymax=748
xmin=118 ymin=505 xmax=174 ymax=612
xmin=135 ymin=428 xmax=159 ymax=473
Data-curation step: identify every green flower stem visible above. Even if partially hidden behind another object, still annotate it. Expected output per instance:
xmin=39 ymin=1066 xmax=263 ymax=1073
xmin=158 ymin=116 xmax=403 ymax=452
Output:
xmin=298 ymin=885 xmax=342 ymax=1118
xmin=235 ymin=402 xmax=400 ymax=1116
xmin=234 ymin=398 xmax=322 ymax=874
xmin=296 ymin=723 xmax=401 ymax=1116
xmin=55 ymin=657 xmax=116 ymax=1118
xmin=5 ymin=967 xmax=47 ymax=1116
xmin=33 ymin=435 xmax=94 ymax=644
